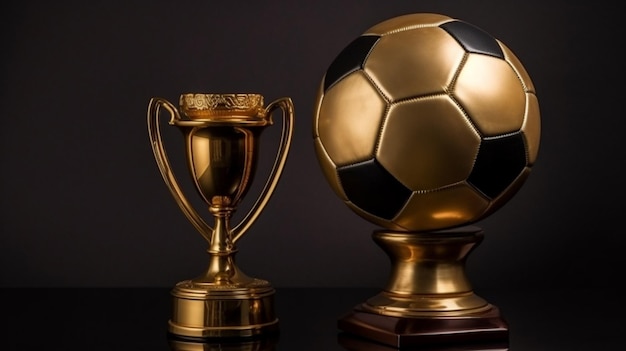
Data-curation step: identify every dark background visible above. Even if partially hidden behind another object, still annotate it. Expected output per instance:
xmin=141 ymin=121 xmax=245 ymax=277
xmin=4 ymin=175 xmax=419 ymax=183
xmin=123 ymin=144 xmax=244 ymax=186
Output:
xmin=1 ymin=0 xmax=623 ymax=292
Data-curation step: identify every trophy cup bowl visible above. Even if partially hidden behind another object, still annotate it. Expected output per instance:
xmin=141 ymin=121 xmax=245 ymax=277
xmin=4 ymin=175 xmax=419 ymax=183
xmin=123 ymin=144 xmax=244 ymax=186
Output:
xmin=313 ymin=13 xmax=540 ymax=347
xmin=148 ymin=93 xmax=294 ymax=339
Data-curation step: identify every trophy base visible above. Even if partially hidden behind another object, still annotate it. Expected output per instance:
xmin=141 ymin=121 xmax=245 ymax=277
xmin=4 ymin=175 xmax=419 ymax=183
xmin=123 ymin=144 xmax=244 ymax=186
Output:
xmin=338 ymin=303 xmax=508 ymax=348
xmin=168 ymin=279 xmax=279 ymax=339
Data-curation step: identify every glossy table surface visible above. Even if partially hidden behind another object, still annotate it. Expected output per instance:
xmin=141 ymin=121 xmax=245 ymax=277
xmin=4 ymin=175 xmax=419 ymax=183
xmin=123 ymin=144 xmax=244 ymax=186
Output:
xmin=0 ymin=287 xmax=621 ymax=350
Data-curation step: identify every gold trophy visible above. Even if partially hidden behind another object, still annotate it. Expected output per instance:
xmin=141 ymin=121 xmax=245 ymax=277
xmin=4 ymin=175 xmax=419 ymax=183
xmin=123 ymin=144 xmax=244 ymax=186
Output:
xmin=147 ymin=93 xmax=294 ymax=339
xmin=313 ymin=13 xmax=540 ymax=347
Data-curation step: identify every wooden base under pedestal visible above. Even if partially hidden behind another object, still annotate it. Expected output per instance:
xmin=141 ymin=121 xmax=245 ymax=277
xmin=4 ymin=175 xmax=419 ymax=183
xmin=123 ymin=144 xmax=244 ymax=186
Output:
xmin=338 ymin=303 xmax=509 ymax=349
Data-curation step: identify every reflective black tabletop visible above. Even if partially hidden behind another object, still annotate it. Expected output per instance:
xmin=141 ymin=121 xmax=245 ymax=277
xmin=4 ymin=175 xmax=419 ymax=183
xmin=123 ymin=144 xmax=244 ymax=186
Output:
xmin=0 ymin=287 xmax=621 ymax=350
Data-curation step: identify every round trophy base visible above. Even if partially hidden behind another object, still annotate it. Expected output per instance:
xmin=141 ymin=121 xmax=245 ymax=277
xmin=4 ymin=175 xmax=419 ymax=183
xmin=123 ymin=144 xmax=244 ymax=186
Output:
xmin=168 ymin=279 xmax=279 ymax=339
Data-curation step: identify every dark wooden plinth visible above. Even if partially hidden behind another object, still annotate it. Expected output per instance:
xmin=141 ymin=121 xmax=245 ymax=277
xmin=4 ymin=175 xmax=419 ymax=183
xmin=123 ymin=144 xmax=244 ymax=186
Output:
xmin=338 ymin=304 xmax=509 ymax=349
xmin=338 ymin=332 xmax=509 ymax=351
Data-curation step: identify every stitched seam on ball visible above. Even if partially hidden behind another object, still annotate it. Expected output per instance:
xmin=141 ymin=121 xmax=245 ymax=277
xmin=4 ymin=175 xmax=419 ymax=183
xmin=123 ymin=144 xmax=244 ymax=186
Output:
xmin=447 ymin=52 xmax=467 ymax=94
xmin=391 ymin=92 xmax=448 ymax=106
xmin=379 ymin=19 xmax=454 ymax=36
xmin=361 ymin=70 xmax=391 ymax=159
xmin=448 ymin=95 xmax=482 ymax=139
xmin=499 ymin=40 xmax=533 ymax=94
xmin=414 ymin=181 xmax=468 ymax=195
xmin=447 ymin=53 xmax=482 ymax=141
xmin=483 ymin=132 xmax=519 ymax=141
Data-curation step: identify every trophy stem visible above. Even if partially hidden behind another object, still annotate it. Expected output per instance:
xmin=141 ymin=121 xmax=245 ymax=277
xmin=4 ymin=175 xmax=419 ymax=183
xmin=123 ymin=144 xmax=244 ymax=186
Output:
xmin=192 ymin=206 xmax=254 ymax=286
xmin=338 ymin=226 xmax=508 ymax=347
xmin=208 ymin=207 xmax=234 ymax=254
xmin=202 ymin=206 xmax=243 ymax=285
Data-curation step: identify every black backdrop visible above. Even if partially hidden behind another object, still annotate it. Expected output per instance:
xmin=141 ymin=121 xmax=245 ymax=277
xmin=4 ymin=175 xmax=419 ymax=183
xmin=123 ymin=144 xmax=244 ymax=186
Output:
xmin=1 ymin=0 xmax=623 ymax=291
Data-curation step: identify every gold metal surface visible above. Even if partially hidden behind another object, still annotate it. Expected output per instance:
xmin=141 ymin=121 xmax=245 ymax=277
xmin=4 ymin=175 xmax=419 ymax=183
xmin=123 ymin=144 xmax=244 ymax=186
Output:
xmin=317 ymin=71 xmax=386 ymax=166
xmin=378 ymin=95 xmax=481 ymax=190
xmin=344 ymin=183 xmax=490 ymax=232
xmin=395 ymin=185 xmax=490 ymax=231
xmin=147 ymin=93 xmax=294 ymax=338
xmin=361 ymin=228 xmax=493 ymax=318
xmin=453 ymin=54 xmax=526 ymax=136
xmin=365 ymin=26 xmax=465 ymax=101
xmin=180 ymin=93 xmax=265 ymax=119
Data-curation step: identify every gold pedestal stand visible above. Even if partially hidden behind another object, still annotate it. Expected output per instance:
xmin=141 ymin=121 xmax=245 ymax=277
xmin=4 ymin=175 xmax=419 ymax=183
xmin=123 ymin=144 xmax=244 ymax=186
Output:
xmin=338 ymin=226 xmax=508 ymax=348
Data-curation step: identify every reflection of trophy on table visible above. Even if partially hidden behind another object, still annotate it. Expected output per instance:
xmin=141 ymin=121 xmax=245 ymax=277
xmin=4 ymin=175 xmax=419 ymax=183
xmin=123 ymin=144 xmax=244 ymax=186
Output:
xmin=147 ymin=93 xmax=294 ymax=339
xmin=313 ymin=13 xmax=540 ymax=347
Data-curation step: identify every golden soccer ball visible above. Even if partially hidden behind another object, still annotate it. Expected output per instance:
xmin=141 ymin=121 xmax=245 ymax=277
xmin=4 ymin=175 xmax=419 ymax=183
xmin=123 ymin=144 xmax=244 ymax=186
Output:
xmin=313 ymin=13 xmax=541 ymax=232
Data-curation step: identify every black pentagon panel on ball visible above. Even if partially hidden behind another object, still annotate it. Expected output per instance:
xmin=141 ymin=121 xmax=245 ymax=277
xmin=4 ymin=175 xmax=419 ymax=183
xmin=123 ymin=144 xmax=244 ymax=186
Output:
xmin=468 ymin=132 xmax=527 ymax=199
xmin=440 ymin=21 xmax=504 ymax=59
xmin=323 ymin=35 xmax=380 ymax=92
xmin=337 ymin=159 xmax=412 ymax=220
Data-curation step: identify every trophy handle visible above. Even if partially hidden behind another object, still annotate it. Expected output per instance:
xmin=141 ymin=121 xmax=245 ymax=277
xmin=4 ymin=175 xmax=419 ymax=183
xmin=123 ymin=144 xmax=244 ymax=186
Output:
xmin=231 ymin=97 xmax=294 ymax=244
xmin=147 ymin=97 xmax=213 ymax=242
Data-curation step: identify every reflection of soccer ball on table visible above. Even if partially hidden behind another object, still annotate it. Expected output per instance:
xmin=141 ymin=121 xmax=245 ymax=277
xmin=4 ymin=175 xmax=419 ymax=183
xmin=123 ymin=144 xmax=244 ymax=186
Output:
xmin=313 ymin=12 xmax=540 ymax=232
xmin=313 ymin=13 xmax=541 ymax=347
